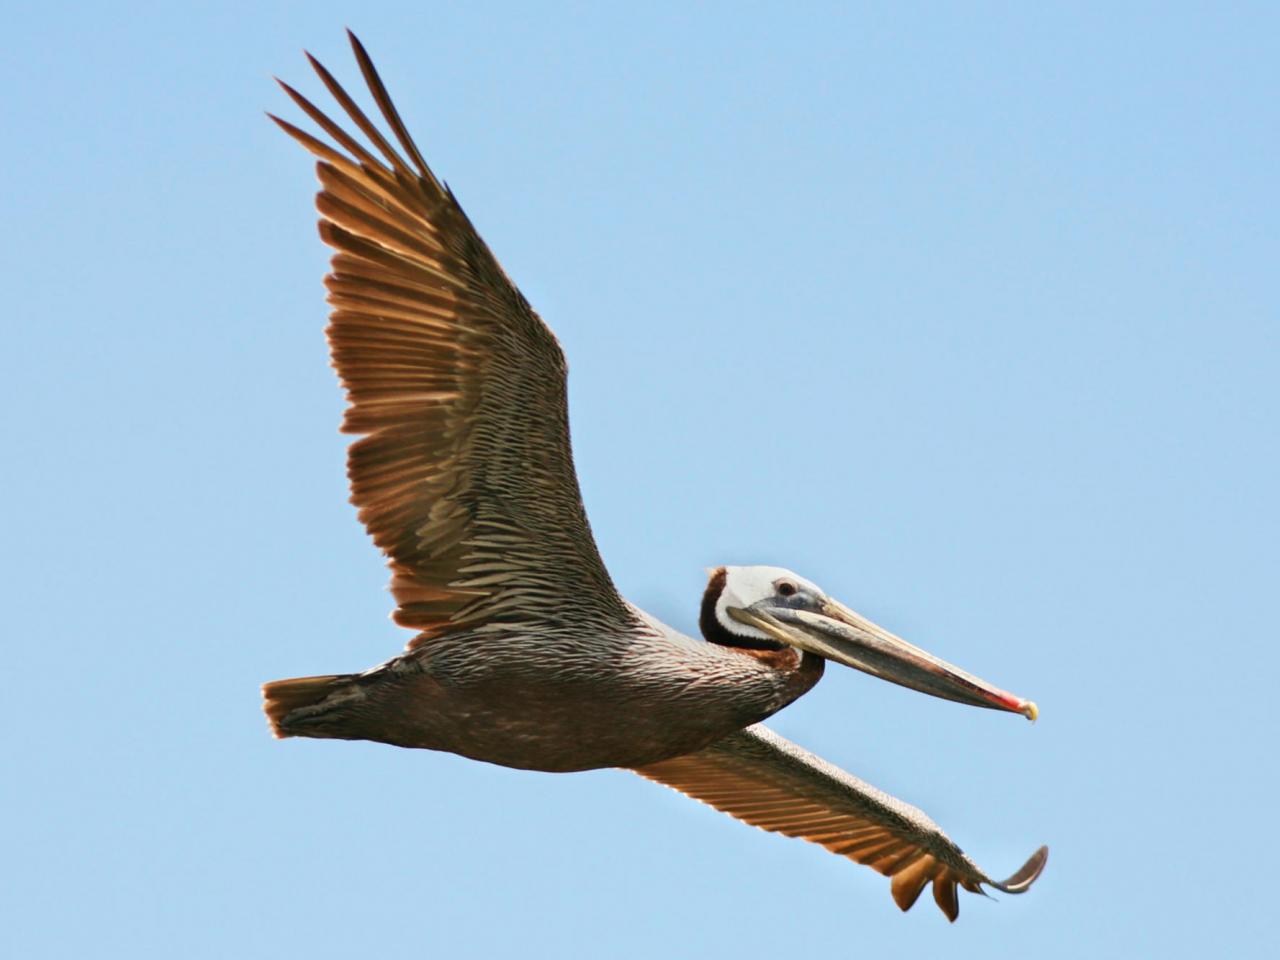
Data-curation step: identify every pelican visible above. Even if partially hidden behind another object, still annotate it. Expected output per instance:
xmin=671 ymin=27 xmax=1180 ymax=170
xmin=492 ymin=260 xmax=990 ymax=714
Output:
xmin=263 ymin=33 xmax=1048 ymax=921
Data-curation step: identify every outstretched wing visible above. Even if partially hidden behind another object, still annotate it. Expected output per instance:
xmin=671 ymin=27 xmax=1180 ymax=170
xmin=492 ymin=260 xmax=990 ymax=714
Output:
xmin=634 ymin=724 xmax=1047 ymax=921
xmin=273 ymin=33 xmax=633 ymax=645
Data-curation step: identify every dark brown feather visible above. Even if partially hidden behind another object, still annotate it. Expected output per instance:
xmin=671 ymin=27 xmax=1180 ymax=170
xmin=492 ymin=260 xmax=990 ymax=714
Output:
xmin=261 ymin=674 xmax=352 ymax=738
xmin=346 ymin=29 xmax=434 ymax=181
xmin=276 ymin=34 xmax=636 ymax=645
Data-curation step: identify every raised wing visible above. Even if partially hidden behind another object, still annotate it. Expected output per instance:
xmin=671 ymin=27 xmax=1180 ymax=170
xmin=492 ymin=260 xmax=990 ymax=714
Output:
xmin=634 ymin=724 xmax=1047 ymax=921
xmin=273 ymin=33 xmax=633 ymax=645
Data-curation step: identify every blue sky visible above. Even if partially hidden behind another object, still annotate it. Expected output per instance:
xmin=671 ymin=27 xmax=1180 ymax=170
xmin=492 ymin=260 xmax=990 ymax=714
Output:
xmin=5 ymin=2 xmax=1277 ymax=957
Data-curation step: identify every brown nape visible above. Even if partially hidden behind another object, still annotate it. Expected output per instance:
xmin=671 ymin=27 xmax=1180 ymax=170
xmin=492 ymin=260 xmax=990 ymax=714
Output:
xmin=699 ymin=567 xmax=785 ymax=652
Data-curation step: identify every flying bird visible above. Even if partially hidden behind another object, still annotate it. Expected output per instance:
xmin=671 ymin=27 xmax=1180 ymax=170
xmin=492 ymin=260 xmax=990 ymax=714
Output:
xmin=263 ymin=32 xmax=1047 ymax=921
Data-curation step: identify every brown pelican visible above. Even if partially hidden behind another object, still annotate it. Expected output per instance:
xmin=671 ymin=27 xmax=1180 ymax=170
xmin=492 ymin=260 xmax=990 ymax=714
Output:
xmin=263 ymin=32 xmax=1048 ymax=921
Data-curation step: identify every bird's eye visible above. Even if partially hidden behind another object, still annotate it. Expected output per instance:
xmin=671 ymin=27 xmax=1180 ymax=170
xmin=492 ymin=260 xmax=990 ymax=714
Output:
xmin=777 ymin=581 xmax=797 ymax=598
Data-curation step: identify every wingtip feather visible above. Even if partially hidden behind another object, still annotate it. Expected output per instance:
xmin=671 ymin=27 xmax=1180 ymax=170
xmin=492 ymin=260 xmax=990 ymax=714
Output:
xmin=889 ymin=856 xmax=934 ymax=912
xmin=993 ymin=845 xmax=1049 ymax=894
xmin=933 ymin=877 xmax=960 ymax=922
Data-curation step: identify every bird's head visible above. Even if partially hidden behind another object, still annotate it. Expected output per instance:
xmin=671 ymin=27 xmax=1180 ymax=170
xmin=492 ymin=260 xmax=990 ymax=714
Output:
xmin=701 ymin=565 xmax=1037 ymax=720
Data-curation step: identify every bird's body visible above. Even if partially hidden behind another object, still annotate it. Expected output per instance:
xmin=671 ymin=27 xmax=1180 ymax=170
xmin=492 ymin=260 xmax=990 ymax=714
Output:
xmin=265 ymin=33 xmax=1047 ymax=922
xmin=270 ymin=607 xmax=820 ymax=771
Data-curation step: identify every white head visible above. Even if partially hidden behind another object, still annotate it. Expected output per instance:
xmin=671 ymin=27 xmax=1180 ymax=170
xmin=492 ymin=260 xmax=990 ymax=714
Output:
xmin=708 ymin=565 xmax=825 ymax=643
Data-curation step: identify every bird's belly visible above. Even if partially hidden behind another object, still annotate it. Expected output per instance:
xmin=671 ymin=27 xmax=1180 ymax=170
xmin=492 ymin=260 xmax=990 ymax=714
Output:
xmin=361 ymin=641 xmax=782 ymax=772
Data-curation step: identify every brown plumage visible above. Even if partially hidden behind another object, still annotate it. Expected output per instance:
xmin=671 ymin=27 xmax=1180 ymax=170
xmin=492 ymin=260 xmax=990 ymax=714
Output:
xmin=271 ymin=34 xmax=631 ymax=646
xmin=263 ymin=32 xmax=1046 ymax=921
xmin=636 ymin=725 xmax=1047 ymax=922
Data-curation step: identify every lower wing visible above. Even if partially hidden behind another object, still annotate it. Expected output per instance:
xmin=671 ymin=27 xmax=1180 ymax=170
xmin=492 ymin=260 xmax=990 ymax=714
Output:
xmin=632 ymin=723 xmax=1046 ymax=921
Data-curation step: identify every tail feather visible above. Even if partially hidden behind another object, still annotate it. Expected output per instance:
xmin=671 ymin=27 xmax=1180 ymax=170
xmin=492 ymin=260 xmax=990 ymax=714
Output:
xmin=262 ymin=673 xmax=356 ymax=738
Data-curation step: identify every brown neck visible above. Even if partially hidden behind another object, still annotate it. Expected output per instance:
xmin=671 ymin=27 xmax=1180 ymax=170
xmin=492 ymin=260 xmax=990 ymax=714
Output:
xmin=699 ymin=567 xmax=787 ymax=652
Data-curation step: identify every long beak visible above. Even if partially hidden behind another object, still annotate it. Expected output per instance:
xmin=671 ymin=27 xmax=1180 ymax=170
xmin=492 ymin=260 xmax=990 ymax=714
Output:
xmin=727 ymin=599 xmax=1038 ymax=721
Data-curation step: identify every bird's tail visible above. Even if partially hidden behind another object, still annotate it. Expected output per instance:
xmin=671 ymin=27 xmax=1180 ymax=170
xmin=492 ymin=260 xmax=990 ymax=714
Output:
xmin=262 ymin=673 xmax=361 ymax=739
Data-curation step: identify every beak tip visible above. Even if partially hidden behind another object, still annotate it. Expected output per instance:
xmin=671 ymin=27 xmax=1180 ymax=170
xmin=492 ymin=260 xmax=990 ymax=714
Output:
xmin=1022 ymin=700 xmax=1039 ymax=723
